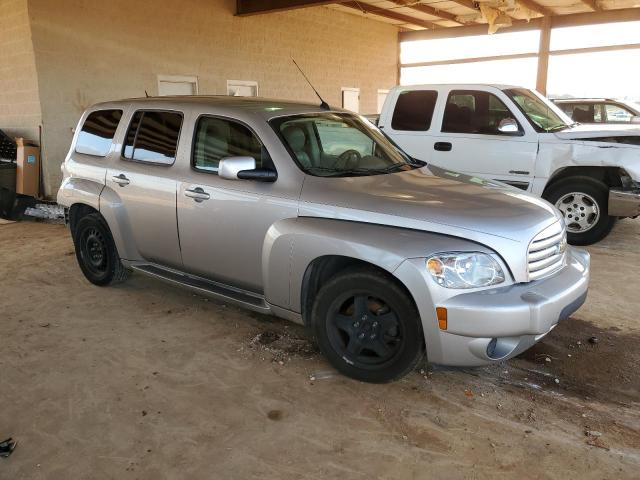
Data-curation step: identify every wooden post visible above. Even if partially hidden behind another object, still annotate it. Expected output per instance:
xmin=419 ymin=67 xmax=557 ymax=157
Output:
xmin=536 ymin=16 xmax=551 ymax=95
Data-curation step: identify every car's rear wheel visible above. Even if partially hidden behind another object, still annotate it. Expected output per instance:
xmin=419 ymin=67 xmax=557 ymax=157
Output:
xmin=543 ymin=177 xmax=615 ymax=245
xmin=73 ymin=213 xmax=130 ymax=286
xmin=310 ymin=268 xmax=424 ymax=383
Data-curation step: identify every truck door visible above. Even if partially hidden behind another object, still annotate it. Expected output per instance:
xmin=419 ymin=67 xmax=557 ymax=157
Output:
xmin=379 ymin=89 xmax=439 ymax=163
xmin=430 ymin=89 xmax=538 ymax=191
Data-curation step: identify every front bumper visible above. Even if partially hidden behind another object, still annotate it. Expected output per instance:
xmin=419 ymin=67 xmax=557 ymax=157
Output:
xmin=395 ymin=247 xmax=590 ymax=367
xmin=609 ymin=188 xmax=640 ymax=217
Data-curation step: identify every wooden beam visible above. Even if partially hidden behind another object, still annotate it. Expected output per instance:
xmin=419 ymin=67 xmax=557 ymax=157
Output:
xmin=551 ymin=7 xmax=640 ymax=27
xmin=236 ymin=0 xmax=336 ymax=16
xmin=341 ymin=1 xmax=442 ymax=29
xmin=536 ymin=16 xmax=551 ymax=95
xmin=399 ymin=7 xmax=640 ymax=41
xmin=403 ymin=51 xmax=538 ymax=68
xmin=551 ymin=42 xmax=640 ymax=56
xmin=401 ymin=18 xmax=541 ymax=41
xmin=579 ymin=0 xmax=602 ymax=12
xmin=516 ymin=0 xmax=554 ymax=17
xmin=400 ymin=42 xmax=640 ymax=68
xmin=449 ymin=0 xmax=480 ymax=12
xmin=388 ymin=1 xmax=466 ymax=25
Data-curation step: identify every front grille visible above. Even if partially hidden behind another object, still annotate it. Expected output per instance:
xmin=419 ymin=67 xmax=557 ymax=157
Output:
xmin=528 ymin=222 xmax=567 ymax=281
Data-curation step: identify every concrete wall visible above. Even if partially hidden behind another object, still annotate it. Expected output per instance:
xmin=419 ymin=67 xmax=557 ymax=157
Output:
xmin=0 ymin=0 xmax=42 ymax=144
xmin=27 ymin=0 xmax=399 ymax=196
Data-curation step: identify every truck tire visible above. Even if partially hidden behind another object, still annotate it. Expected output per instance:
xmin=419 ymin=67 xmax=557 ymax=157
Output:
xmin=73 ymin=213 xmax=130 ymax=286
xmin=310 ymin=267 xmax=425 ymax=383
xmin=543 ymin=176 xmax=615 ymax=245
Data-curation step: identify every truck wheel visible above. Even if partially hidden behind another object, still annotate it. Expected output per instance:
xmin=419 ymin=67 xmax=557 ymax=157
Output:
xmin=73 ymin=213 xmax=130 ymax=286
xmin=310 ymin=268 xmax=424 ymax=383
xmin=544 ymin=177 xmax=615 ymax=245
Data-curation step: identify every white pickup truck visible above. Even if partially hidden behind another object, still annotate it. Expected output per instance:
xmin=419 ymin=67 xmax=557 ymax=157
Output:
xmin=377 ymin=84 xmax=640 ymax=245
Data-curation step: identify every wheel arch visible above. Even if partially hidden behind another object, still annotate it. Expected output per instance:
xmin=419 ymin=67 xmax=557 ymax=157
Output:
xmin=300 ymin=255 xmax=416 ymax=327
xmin=544 ymin=166 xmax=624 ymax=194
xmin=68 ymin=203 xmax=100 ymax=235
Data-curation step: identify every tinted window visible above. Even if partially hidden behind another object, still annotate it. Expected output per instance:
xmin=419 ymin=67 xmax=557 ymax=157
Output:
xmin=75 ymin=109 xmax=122 ymax=157
xmin=391 ymin=90 xmax=438 ymax=131
xmin=123 ymin=111 xmax=182 ymax=165
xmin=193 ymin=117 xmax=267 ymax=173
xmin=605 ymin=103 xmax=634 ymax=123
xmin=569 ymin=104 xmax=599 ymax=123
xmin=443 ymin=90 xmax=518 ymax=135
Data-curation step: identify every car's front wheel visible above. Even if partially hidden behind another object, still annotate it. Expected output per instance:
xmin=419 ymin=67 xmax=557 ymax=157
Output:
xmin=73 ymin=213 xmax=130 ymax=286
xmin=310 ymin=268 xmax=425 ymax=383
xmin=543 ymin=177 xmax=616 ymax=245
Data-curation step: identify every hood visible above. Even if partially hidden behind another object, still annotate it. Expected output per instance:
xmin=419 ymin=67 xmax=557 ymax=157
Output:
xmin=553 ymin=123 xmax=640 ymax=141
xmin=299 ymin=165 xmax=561 ymax=244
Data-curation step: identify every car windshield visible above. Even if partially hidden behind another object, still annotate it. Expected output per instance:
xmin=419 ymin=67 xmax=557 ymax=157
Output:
xmin=505 ymin=88 xmax=572 ymax=133
xmin=270 ymin=112 xmax=424 ymax=177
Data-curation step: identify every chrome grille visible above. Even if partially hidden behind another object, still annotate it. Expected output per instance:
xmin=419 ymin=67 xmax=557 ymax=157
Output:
xmin=528 ymin=222 xmax=567 ymax=281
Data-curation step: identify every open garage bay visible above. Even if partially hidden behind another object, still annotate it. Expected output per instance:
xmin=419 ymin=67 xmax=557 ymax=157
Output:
xmin=1 ymin=220 xmax=639 ymax=479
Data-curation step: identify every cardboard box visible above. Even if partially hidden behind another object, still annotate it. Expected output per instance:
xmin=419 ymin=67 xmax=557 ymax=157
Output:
xmin=15 ymin=138 xmax=40 ymax=197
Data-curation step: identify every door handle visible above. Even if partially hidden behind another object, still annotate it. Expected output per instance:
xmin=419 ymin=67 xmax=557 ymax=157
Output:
xmin=509 ymin=170 xmax=530 ymax=175
xmin=112 ymin=174 xmax=130 ymax=186
xmin=434 ymin=142 xmax=452 ymax=152
xmin=185 ymin=187 xmax=210 ymax=202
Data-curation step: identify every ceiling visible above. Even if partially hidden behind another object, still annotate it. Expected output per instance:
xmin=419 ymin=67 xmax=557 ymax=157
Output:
xmin=325 ymin=0 xmax=640 ymax=31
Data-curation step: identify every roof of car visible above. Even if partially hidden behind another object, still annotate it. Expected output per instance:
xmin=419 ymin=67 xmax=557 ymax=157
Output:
xmin=553 ymin=98 xmax=615 ymax=103
xmin=91 ymin=95 xmax=345 ymax=120
xmin=392 ymin=83 xmax=521 ymax=91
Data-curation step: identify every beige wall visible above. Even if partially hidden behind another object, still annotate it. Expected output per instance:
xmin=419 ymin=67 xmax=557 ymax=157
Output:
xmin=26 ymin=0 xmax=399 ymax=196
xmin=0 ymin=0 xmax=42 ymax=144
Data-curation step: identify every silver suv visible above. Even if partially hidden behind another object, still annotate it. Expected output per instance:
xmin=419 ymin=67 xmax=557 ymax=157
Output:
xmin=58 ymin=97 xmax=590 ymax=383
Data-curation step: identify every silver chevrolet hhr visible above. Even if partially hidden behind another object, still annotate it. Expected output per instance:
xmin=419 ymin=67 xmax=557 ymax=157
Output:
xmin=57 ymin=96 xmax=590 ymax=383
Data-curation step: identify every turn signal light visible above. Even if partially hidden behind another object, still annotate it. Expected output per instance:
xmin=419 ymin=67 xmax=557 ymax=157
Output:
xmin=436 ymin=307 xmax=447 ymax=330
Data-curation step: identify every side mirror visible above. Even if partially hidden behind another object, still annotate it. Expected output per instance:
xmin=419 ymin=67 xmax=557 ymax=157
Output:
xmin=631 ymin=116 xmax=640 ymax=125
xmin=498 ymin=118 xmax=520 ymax=134
xmin=218 ymin=156 xmax=277 ymax=182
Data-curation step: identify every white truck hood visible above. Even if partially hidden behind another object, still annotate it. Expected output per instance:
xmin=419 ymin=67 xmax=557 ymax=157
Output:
xmin=553 ymin=124 xmax=640 ymax=141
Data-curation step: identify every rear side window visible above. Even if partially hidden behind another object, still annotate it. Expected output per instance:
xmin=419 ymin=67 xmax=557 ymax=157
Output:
xmin=192 ymin=116 xmax=268 ymax=173
xmin=442 ymin=90 xmax=518 ymax=135
xmin=122 ymin=110 xmax=183 ymax=165
xmin=75 ymin=109 xmax=122 ymax=157
xmin=391 ymin=90 xmax=438 ymax=131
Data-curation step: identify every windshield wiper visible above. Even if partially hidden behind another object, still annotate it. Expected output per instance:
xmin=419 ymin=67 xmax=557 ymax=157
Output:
xmin=306 ymin=163 xmax=413 ymax=177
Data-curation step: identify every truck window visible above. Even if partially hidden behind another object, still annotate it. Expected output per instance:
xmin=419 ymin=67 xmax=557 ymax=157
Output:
xmin=75 ymin=109 xmax=122 ymax=157
xmin=605 ymin=103 xmax=634 ymax=123
xmin=391 ymin=90 xmax=438 ymax=131
xmin=442 ymin=90 xmax=517 ymax=135
xmin=122 ymin=111 xmax=183 ymax=165
xmin=192 ymin=116 xmax=267 ymax=173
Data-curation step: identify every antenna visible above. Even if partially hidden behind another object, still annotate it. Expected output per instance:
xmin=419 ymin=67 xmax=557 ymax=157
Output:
xmin=292 ymin=57 xmax=330 ymax=110
xmin=144 ymin=90 xmax=150 ymax=98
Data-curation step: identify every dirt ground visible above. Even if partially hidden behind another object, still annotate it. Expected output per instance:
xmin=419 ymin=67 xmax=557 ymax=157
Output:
xmin=1 ymin=219 xmax=639 ymax=479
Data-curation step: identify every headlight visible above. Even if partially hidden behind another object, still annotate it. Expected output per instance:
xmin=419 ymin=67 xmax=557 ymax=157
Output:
xmin=426 ymin=252 xmax=505 ymax=289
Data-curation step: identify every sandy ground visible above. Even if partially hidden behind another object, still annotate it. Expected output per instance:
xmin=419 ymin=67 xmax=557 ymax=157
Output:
xmin=1 ymin=219 xmax=638 ymax=479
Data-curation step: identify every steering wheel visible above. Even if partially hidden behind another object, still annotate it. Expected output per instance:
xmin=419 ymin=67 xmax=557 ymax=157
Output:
xmin=331 ymin=149 xmax=362 ymax=170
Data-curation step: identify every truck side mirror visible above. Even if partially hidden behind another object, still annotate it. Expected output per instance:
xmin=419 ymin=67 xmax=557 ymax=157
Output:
xmin=218 ymin=156 xmax=277 ymax=182
xmin=498 ymin=118 xmax=520 ymax=134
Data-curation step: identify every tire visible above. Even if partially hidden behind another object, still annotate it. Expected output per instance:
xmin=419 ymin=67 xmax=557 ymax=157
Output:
xmin=543 ymin=176 xmax=616 ymax=245
xmin=73 ymin=213 xmax=130 ymax=286
xmin=310 ymin=268 xmax=425 ymax=383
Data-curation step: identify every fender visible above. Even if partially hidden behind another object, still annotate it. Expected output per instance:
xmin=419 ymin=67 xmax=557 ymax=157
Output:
xmin=98 ymin=184 xmax=143 ymax=262
xmin=262 ymin=216 xmax=494 ymax=313
xmin=57 ymin=177 xmax=102 ymax=212
xmin=533 ymin=139 xmax=640 ymax=195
